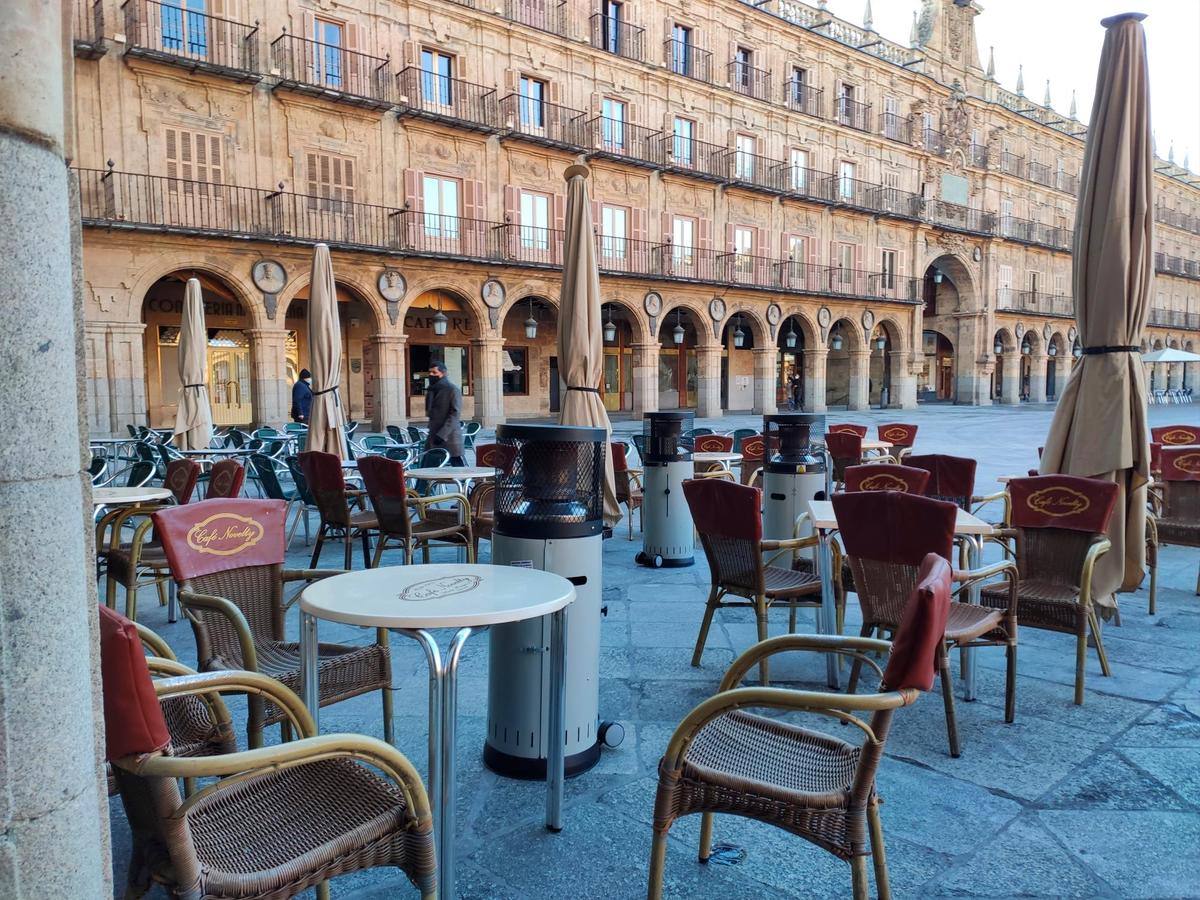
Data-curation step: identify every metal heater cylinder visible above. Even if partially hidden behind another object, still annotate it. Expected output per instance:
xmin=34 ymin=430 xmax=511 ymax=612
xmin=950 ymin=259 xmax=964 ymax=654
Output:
xmin=761 ymin=414 xmax=829 ymax=565
xmin=636 ymin=411 xmax=695 ymax=568
xmin=485 ymin=424 xmax=606 ymax=779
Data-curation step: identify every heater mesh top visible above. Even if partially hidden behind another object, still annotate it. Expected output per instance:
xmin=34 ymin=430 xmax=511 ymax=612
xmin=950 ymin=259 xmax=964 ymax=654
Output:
xmin=763 ymin=413 xmax=827 ymax=474
xmin=641 ymin=411 xmax=695 ymax=463
xmin=493 ymin=423 xmax=606 ymax=538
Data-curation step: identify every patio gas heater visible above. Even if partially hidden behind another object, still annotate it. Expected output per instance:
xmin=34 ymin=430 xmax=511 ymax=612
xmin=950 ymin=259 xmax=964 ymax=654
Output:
xmin=761 ymin=414 xmax=829 ymax=561
xmin=636 ymin=410 xmax=695 ymax=568
xmin=485 ymin=423 xmax=618 ymax=779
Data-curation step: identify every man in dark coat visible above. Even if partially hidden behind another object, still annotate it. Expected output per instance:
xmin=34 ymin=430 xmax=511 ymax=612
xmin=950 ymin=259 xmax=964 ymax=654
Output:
xmin=291 ymin=368 xmax=313 ymax=424
xmin=424 ymin=362 xmax=465 ymax=466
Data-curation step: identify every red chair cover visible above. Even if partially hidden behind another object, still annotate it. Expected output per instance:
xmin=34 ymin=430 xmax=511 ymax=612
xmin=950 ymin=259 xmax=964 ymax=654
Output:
xmin=694 ymin=434 xmax=734 ymax=453
xmin=153 ymin=499 xmax=288 ymax=582
xmin=610 ymin=442 xmax=630 ymax=472
xmin=904 ymin=454 xmax=977 ymax=504
xmin=1160 ymin=446 xmax=1200 ymax=482
xmin=844 ymin=464 xmax=931 ymax=494
xmin=164 ymin=458 xmax=201 ymax=505
xmin=475 ymin=442 xmax=515 ymax=473
xmin=682 ymin=478 xmax=761 ymax=542
xmin=1151 ymin=425 xmax=1200 ymax=446
xmin=206 ymin=459 xmax=245 ymax=499
xmin=829 ymin=423 xmax=868 ymax=437
xmin=826 ymin=431 xmax=863 ymax=463
xmin=298 ymin=450 xmax=343 ymax=494
xmin=1008 ymin=475 xmax=1118 ymax=533
xmin=98 ymin=605 xmax=171 ymax=761
xmin=877 ymin=423 xmax=918 ymax=449
xmin=739 ymin=434 xmax=765 ymax=463
xmin=881 ymin=554 xmax=953 ymax=692
xmin=833 ymin=490 xmax=957 ymax=566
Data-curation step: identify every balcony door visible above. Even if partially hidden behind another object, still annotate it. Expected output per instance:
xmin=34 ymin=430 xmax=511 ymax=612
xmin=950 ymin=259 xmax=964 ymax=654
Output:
xmin=161 ymin=0 xmax=208 ymax=59
xmin=420 ymin=49 xmax=454 ymax=107
xmin=311 ymin=18 xmax=343 ymax=89
xmin=422 ymin=175 xmax=460 ymax=242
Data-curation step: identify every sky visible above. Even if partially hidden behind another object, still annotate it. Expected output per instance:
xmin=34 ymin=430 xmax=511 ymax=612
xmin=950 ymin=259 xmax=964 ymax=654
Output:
xmin=822 ymin=0 xmax=1200 ymax=171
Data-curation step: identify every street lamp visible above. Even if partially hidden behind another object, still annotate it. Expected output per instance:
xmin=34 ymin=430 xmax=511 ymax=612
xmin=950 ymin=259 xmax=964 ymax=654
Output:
xmin=432 ymin=297 xmax=449 ymax=336
xmin=603 ymin=305 xmax=617 ymax=343
xmin=830 ymin=325 xmax=843 ymax=351
xmin=732 ymin=314 xmax=745 ymax=348
xmin=994 ymin=337 xmax=1004 ymax=355
xmin=1048 ymin=342 xmax=1058 ymax=357
xmin=785 ymin=319 xmax=798 ymax=349
xmin=874 ymin=332 xmax=886 ymax=351
xmin=1072 ymin=341 xmax=1082 ymax=359
xmin=523 ymin=299 xmax=538 ymax=340
xmin=672 ymin=309 xmax=685 ymax=345
xmin=932 ymin=267 xmax=944 ymax=284
xmin=1022 ymin=342 xmax=1032 ymax=355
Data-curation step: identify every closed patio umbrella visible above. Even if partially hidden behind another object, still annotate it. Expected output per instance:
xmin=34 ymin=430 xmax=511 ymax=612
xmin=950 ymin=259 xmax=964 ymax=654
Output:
xmin=172 ymin=277 xmax=213 ymax=450
xmin=1040 ymin=13 xmax=1153 ymax=607
xmin=557 ymin=165 xmax=620 ymax=526
xmin=305 ymin=244 xmax=346 ymax=458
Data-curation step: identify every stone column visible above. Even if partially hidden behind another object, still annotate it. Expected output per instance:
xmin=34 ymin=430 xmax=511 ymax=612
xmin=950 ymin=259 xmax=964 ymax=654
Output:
xmin=371 ymin=334 xmax=408 ymax=429
xmin=472 ymin=337 xmax=506 ymax=426
xmin=1000 ymin=353 xmax=1021 ymax=405
xmin=696 ymin=346 xmax=722 ymax=418
xmin=891 ymin=356 xmax=917 ymax=409
xmin=631 ymin=342 xmax=659 ymax=415
xmin=1027 ymin=352 xmax=1048 ymax=403
xmin=0 ymin=1 xmax=110 ymax=894
xmin=847 ymin=349 xmax=871 ymax=411
xmin=751 ymin=347 xmax=777 ymax=415
xmin=246 ymin=328 xmax=290 ymax=427
xmin=1168 ymin=362 xmax=1183 ymax=391
xmin=804 ymin=348 xmax=828 ymax=413
xmin=83 ymin=322 xmax=112 ymax=433
xmin=105 ymin=321 xmax=148 ymax=432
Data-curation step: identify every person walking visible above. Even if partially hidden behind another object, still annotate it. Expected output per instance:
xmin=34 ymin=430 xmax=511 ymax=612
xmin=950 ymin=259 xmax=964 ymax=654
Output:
xmin=291 ymin=368 xmax=313 ymax=425
xmin=424 ymin=362 xmax=465 ymax=466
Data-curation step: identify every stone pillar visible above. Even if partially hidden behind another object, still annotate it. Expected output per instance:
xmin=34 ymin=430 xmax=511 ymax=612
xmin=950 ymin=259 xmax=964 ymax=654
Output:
xmin=472 ymin=337 xmax=506 ymax=427
xmin=246 ymin=327 xmax=290 ymax=427
xmin=83 ymin=322 xmax=112 ymax=433
xmin=631 ymin=342 xmax=659 ymax=415
xmin=696 ymin=346 xmax=722 ymax=418
xmin=1000 ymin=353 xmax=1021 ymax=405
xmin=1027 ymin=353 xmax=1048 ymax=403
xmin=804 ymin=348 xmax=828 ymax=413
xmin=891 ymin=357 xmax=917 ymax=409
xmin=0 ymin=1 xmax=110 ymax=894
xmin=847 ymin=349 xmax=871 ymax=411
xmin=105 ymin=321 xmax=148 ymax=432
xmin=1168 ymin=362 xmax=1183 ymax=391
xmin=751 ymin=347 xmax=777 ymax=415
xmin=371 ymin=334 xmax=408 ymax=429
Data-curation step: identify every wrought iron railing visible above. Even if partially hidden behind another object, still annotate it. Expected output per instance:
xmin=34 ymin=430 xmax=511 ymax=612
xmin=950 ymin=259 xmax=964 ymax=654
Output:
xmin=1027 ymin=161 xmax=1053 ymax=187
xmin=924 ymin=200 xmax=996 ymax=235
xmin=1154 ymin=252 xmax=1200 ymax=280
xmin=270 ymin=33 xmax=392 ymax=107
xmin=590 ymin=14 xmax=644 ymax=61
xmin=664 ymin=39 xmax=713 ymax=83
xmin=922 ymin=127 xmax=945 ymax=155
xmin=505 ymin=0 xmax=568 ymax=36
xmin=968 ymin=143 xmax=989 ymax=168
xmin=396 ymin=68 xmax=499 ymax=131
xmin=826 ymin=176 xmax=919 ymax=218
xmin=999 ymin=215 xmax=1072 ymax=250
xmin=719 ymin=149 xmax=785 ymax=193
xmin=1149 ymin=308 xmax=1200 ymax=329
xmin=999 ymin=150 xmax=1025 ymax=177
xmin=579 ymin=116 xmax=662 ymax=165
xmin=728 ymin=61 xmax=771 ymax=101
xmin=1055 ymin=171 xmax=1080 ymax=194
xmin=1155 ymin=205 xmax=1200 ymax=236
xmin=880 ymin=113 xmax=911 ymax=144
xmin=656 ymin=133 xmax=726 ymax=179
xmin=782 ymin=165 xmax=831 ymax=201
xmin=499 ymin=95 xmax=584 ymax=148
xmin=786 ymin=83 xmax=822 ymax=119
xmin=75 ymin=0 xmax=106 ymax=56
xmin=1000 ymin=290 xmax=1074 ymax=317
xmin=836 ymin=96 xmax=872 ymax=132
xmin=124 ymin=0 xmax=258 ymax=76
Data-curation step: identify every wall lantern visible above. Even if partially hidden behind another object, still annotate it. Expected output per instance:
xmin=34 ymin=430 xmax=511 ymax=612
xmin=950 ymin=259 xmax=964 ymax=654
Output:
xmin=874 ymin=333 xmax=886 ymax=351
xmin=603 ymin=306 xmax=617 ymax=343
xmin=672 ymin=309 xmax=685 ymax=345
xmin=523 ymin=299 xmax=538 ymax=340
xmin=432 ymin=297 xmax=449 ymax=337
xmin=732 ymin=314 xmax=745 ymax=348
xmin=994 ymin=337 xmax=1004 ymax=355
xmin=1072 ymin=342 xmax=1083 ymax=359
xmin=785 ymin=320 xmax=798 ymax=349
xmin=830 ymin=325 xmax=844 ymax=351
xmin=932 ymin=267 xmax=944 ymax=284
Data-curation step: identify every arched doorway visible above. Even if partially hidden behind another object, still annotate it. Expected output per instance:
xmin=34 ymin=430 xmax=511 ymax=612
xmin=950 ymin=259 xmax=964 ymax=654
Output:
xmin=1046 ymin=334 xmax=1064 ymax=401
xmin=600 ymin=301 xmax=638 ymax=413
xmin=776 ymin=315 xmax=807 ymax=410
xmin=1148 ymin=338 xmax=1164 ymax=392
xmin=825 ymin=318 xmax=861 ymax=408
xmin=285 ymin=283 xmax=380 ymax=425
xmin=658 ymin=307 xmax=701 ymax=409
xmin=991 ymin=328 xmax=1016 ymax=402
xmin=921 ymin=330 xmax=955 ymax=402
xmin=867 ymin=321 xmax=901 ymax=408
xmin=720 ymin=311 xmax=757 ymax=412
xmin=403 ymin=289 xmax=480 ymax=420
xmin=501 ymin=296 xmax=558 ymax=418
xmin=1186 ymin=341 xmax=1197 ymax=391
xmin=141 ymin=271 xmax=255 ymax=427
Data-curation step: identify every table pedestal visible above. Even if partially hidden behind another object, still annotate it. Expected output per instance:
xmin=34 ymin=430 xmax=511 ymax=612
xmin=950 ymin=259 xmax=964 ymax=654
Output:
xmin=815 ymin=529 xmax=841 ymax=689
xmin=959 ymin=534 xmax=984 ymax=701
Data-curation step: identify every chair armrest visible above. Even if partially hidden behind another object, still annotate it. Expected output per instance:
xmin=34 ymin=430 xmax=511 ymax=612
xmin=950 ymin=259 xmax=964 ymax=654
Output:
xmin=136 ymin=622 xmax=176 ymax=660
xmin=718 ymin=634 xmax=892 ymax=692
xmin=1079 ymin=537 xmax=1113 ymax=609
xmin=178 ymin=589 xmax=260 ymax=672
xmin=761 ymin=536 xmax=819 ymax=552
xmin=951 ymin=559 xmax=1017 ymax=586
xmin=282 ymin=568 xmax=348 ymax=583
xmin=151 ymin=669 xmax=315 ymax=738
xmin=412 ymin=492 xmax=472 ymax=527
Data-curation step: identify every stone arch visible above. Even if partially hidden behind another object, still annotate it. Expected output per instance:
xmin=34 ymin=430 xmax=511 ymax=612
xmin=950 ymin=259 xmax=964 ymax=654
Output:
xmin=656 ymin=302 xmax=706 ymax=410
xmin=993 ymin=326 xmax=1017 ymax=353
xmin=129 ymin=256 xmax=263 ymax=328
xmin=827 ymin=316 xmax=865 ymax=351
xmin=724 ymin=303 xmax=769 ymax=346
xmin=398 ymin=275 xmax=490 ymax=328
xmin=601 ymin=296 xmax=648 ymax=345
xmin=920 ymin=253 xmax=979 ymax=314
xmin=868 ymin=316 xmax=906 ymax=409
xmin=825 ymin=316 xmax=864 ymax=409
xmin=778 ymin=308 xmax=820 ymax=348
xmin=657 ymin=300 xmax=709 ymax=343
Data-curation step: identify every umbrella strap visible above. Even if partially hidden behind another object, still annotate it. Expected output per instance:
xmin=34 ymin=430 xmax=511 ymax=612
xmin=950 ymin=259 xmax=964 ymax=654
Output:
xmin=314 ymin=385 xmax=340 ymax=397
xmin=183 ymin=383 xmax=206 ymax=390
xmin=1081 ymin=346 xmax=1139 ymax=355
xmin=567 ymin=386 xmax=601 ymax=394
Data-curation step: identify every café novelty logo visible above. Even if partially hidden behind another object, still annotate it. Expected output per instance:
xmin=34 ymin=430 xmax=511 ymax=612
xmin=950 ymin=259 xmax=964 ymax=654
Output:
xmin=881 ymin=427 xmax=911 ymax=442
xmin=1161 ymin=428 xmax=1198 ymax=445
xmin=860 ymin=473 xmax=911 ymax=492
xmin=1027 ymin=486 xmax=1090 ymax=518
xmin=186 ymin=513 xmax=265 ymax=556
xmin=1173 ymin=452 xmax=1200 ymax=475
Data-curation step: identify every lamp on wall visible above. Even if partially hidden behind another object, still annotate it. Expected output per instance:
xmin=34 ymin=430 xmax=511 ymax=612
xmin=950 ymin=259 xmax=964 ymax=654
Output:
xmin=932 ymin=267 xmax=944 ymax=284
xmin=1048 ymin=342 xmax=1058 ymax=357
xmin=1072 ymin=340 xmax=1082 ymax=359
xmin=672 ymin=309 xmax=685 ymax=345
xmin=874 ymin=332 xmax=886 ymax=351
xmin=732 ymin=314 xmax=745 ymax=348
xmin=994 ymin=337 xmax=1004 ymax=355
xmin=830 ymin=324 xmax=844 ymax=351
xmin=432 ymin=296 xmax=449 ymax=337
xmin=1022 ymin=341 xmax=1032 ymax=355
xmin=785 ymin=319 xmax=798 ymax=349
xmin=603 ymin=305 xmax=617 ymax=343
xmin=524 ymin=298 xmax=538 ymax=340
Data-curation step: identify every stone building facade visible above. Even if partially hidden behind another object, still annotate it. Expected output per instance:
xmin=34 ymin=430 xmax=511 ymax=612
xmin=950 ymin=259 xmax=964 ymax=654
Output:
xmin=70 ymin=0 xmax=1200 ymax=431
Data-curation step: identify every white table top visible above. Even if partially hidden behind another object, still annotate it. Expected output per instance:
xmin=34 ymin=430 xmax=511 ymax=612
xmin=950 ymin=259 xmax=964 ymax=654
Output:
xmin=407 ymin=466 xmax=495 ymax=480
xmin=808 ymin=499 xmax=994 ymax=535
xmin=92 ymin=486 xmax=173 ymax=507
xmin=693 ymin=452 xmax=743 ymax=463
xmin=861 ymin=440 xmax=894 ymax=452
xmin=299 ymin=563 xmax=576 ymax=629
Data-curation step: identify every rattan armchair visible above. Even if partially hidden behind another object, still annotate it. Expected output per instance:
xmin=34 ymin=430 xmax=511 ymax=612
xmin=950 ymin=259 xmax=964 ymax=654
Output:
xmin=683 ymin=478 xmax=826 ymax=684
xmin=738 ymin=433 xmax=765 ymax=486
xmin=693 ymin=434 xmax=734 ymax=477
xmin=1151 ymin=446 xmax=1200 ymax=596
xmin=980 ymin=475 xmax=1118 ymax=705
xmin=612 ymin=442 xmax=644 ymax=540
xmin=827 ymin=432 xmax=895 ymax=489
xmin=835 ymin=490 xmax=1017 ymax=757
xmin=877 ymin=423 xmax=918 ymax=460
xmin=299 ymin=450 xmax=379 ymax=569
xmin=205 ymin=459 xmax=245 ymax=499
xmin=358 ymin=454 xmax=474 ymax=565
xmin=153 ymin=498 xmax=393 ymax=747
xmin=648 ymin=554 xmax=954 ymax=900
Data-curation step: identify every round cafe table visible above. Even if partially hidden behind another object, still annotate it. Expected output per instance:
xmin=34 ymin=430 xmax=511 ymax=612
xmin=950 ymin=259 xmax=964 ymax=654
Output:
xmin=406 ymin=466 xmax=494 ymax=494
xmin=91 ymin=486 xmax=173 ymax=508
xmin=692 ymin=451 xmax=742 ymax=471
xmin=299 ymin=564 xmax=576 ymax=900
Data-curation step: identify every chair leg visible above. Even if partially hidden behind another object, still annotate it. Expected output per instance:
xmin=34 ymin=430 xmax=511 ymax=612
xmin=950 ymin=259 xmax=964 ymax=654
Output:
xmin=698 ymin=812 xmax=714 ymax=863
xmin=155 ymin=578 xmax=169 ymax=609
xmin=867 ymin=802 xmax=892 ymax=900
xmin=846 ymin=623 xmax=874 ymax=695
xmin=382 ymin=683 xmax=395 ymax=745
xmin=281 ymin=721 xmax=293 ymax=743
xmin=310 ymin=526 xmax=326 ymax=569
xmin=1074 ymin=626 xmax=1087 ymax=706
xmin=851 ymin=855 xmax=871 ymax=900
xmin=105 ymin=574 xmax=119 ymax=611
xmin=755 ymin=595 xmax=770 ymax=685
xmin=372 ymin=534 xmax=388 ymax=568
xmin=126 ymin=583 xmax=139 ymax=623
xmin=303 ymin=507 xmax=311 ymax=545
xmin=361 ymin=530 xmax=373 ymax=569
xmin=285 ymin=500 xmax=302 ymax=549
xmin=788 ymin=602 xmax=798 ymax=634
xmin=690 ymin=588 xmax=720 ymax=669
xmin=938 ymin=643 xmax=961 ymax=758
xmin=316 ymin=882 xmax=331 ymax=900
xmin=1148 ymin=555 xmax=1158 ymax=614
xmin=343 ymin=530 xmax=353 ymax=570
xmin=1004 ymin=642 xmax=1017 ymax=724
xmin=1089 ymin=609 xmax=1112 ymax=677
xmin=647 ymin=829 xmax=670 ymax=900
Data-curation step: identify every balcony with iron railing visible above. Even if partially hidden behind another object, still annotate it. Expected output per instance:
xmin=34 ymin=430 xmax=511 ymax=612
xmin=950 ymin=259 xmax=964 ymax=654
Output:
xmin=270 ymin=33 xmax=392 ymax=109
xmin=826 ymin=176 xmax=920 ymax=219
xmin=968 ymin=143 xmax=989 ymax=168
xmin=786 ymin=83 xmax=822 ymax=119
xmin=597 ymin=236 xmax=663 ymax=276
xmin=590 ymin=14 xmax=644 ymax=61
xmin=781 ymin=166 xmax=832 ymax=203
xmin=998 ymin=290 xmax=1075 ymax=317
xmin=399 ymin=211 xmax=497 ymax=260
xmin=1155 ymin=252 xmax=1200 ymax=280
xmin=75 ymin=0 xmax=107 ymax=58
xmin=396 ymin=68 xmax=499 ymax=132
xmin=505 ymin=0 xmax=568 ymax=36
xmin=1148 ymin=308 xmax=1200 ymax=329
xmin=999 ymin=216 xmax=1072 ymax=251
xmin=579 ymin=117 xmax=662 ymax=167
xmin=123 ymin=0 xmax=258 ymax=80
xmin=499 ymin=95 xmax=584 ymax=150
xmin=1055 ymin=171 xmax=1080 ymax=195
xmin=922 ymin=128 xmax=946 ymax=155
xmin=836 ymin=96 xmax=872 ymax=132
xmin=1027 ymin=161 xmax=1054 ymax=188
xmin=923 ymin=200 xmax=996 ymax=235
xmin=497 ymin=223 xmax=563 ymax=267
xmin=664 ymin=39 xmax=713 ymax=83
xmin=880 ymin=113 xmax=911 ymax=144
xmin=728 ymin=61 xmax=771 ymax=102
xmin=718 ymin=149 xmax=786 ymax=194
xmin=656 ymin=133 xmax=727 ymax=181
xmin=999 ymin=150 xmax=1025 ymax=178
xmin=1155 ymin=205 xmax=1200 ymax=236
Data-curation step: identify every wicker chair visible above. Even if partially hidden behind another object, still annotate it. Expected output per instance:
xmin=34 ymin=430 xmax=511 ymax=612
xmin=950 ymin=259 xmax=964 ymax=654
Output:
xmin=1151 ymin=447 xmax=1200 ymax=596
xmin=827 ymin=431 xmax=865 ymax=489
xmin=683 ymin=478 xmax=826 ymax=684
xmin=299 ymin=450 xmax=379 ymax=569
xmin=1151 ymin=424 xmax=1200 ymax=447
xmin=358 ymin=455 xmax=474 ymax=566
xmin=877 ymin=423 xmax=918 ymax=460
xmin=829 ymin=423 xmax=868 ymax=437
xmin=738 ymin=433 xmax=765 ymax=486
xmin=835 ymin=490 xmax=1018 ymax=757
xmin=648 ymin=553 xmax=955 ymax=900
xmin=980 ymin=475 xmax=1118 ymax=705
xmin=206 ymin=459 xmax=246 ymax=499
xmin=612 ymin=442 xmax=644 ymax=540
xmin=100 ymin=606 xmax=436 ymax=900
xmin=844 ymin=464 xmax=930 ymax=494
xmin=693 ymin=434 xmax=734 ymax=475
xmin=153 ymin=498 xmax=393 ymax=747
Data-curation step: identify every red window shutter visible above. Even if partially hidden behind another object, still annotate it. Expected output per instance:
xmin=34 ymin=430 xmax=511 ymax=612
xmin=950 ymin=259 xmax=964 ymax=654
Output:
xmin=504 ymin=69 xmax=517 ymax=93
xmin=661 ymin=211 xmax=671 ymax=243
xmin=165 ymin=128 xmax=178 ymax=180
xmin=342 ymin=158 xmax=356 ymax=203
xmin=698 ymin=217 xmax=712 ymax=250
xmin=726 ymin=222 xmax=735 ymax=251
xmin=403 ymin=168 xmax=425 ymax=210
xmin=345 ymin=22 xmax=360 ymax=51
xmin=208 ymin=135 xmax=222 ymax=185
xmin=462 ymin=179 xmax=484 ymax=220
xmin=829 ymin=240 xmax=836 ymax=266
xmin=402 ymin=40 xmax=417 ymax=68
xmin=302 ymin=12 xmax=316 ymax=43
xmin=553 ymin=193 xmax=566 ymax=233
xmin=807 ymin=236 xmax=818 ymax=270
xmin=631 ymin=207 xmax=647 ymax=243
xmin=503 ymin=184 xmax=519 ymax=222
xmin=178 ymin=130 xmax=193 ymax=181
xmin=591 ymin=199 xmax=602 ymax=232
xmin=854 ymin=243 xmax=863 ymax=271
xmin=307 ymin=153 xmax=320 ymax=197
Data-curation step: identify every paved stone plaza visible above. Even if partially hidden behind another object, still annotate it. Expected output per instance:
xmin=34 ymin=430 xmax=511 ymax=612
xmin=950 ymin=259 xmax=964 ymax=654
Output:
xmin=109 ymin=404 xmax=1200 ymax=899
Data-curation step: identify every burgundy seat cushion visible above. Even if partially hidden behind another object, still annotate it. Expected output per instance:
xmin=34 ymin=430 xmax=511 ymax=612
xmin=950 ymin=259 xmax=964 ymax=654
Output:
xmin=844 ymin=464 xmax=931 ymax=495
xmin=98 ymin=605 xmax=170 ymax=761
xmin=682 ymin=478 xmax=761 ymax=541
xmin=833 ymin=490 xmax=957 ymax=566
xmin=1008 ymin=475 xmax=1119 ymax=533
xmin=882 ymin=553 xmax=953 ymax=692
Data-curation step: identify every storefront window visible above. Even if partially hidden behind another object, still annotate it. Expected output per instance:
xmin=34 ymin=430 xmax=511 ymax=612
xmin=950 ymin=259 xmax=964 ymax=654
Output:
xmin=503 ymin=348 xmax=528 ymax=395
xmin=409 ymin=344 xmax=470 ymax=399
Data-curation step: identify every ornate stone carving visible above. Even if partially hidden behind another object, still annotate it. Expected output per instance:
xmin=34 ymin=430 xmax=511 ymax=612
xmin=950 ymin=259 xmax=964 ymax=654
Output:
xmin=252 ymin=260 xmax=287 ymax=321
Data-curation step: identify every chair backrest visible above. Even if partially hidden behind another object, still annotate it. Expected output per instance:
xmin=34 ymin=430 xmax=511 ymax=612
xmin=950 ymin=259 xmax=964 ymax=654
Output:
xmin=407 ymin=425 xmax=425 ymax=444
xmin=730 ymin=428 xmax=756 ymax=452
xmin=285 ymin=455 xmax=317 ymax=506
xmin=298 ymin=451 xmax=352 ymax=526
xmin=254 ymin=427 xmax=280 ymax=440
xmin=877 ymin=423 xmax=918 ymax=449
xmin=904 ymin=453 xmax=978 ymax=509
xmin=1161 ymin=446 xmax=1200 ymax=483
xmin=826 ymin=431 xmax=863 ymax=482
xmin=475 ymin=442 xmax=506 ymax=470
xmin=683 ymin=478 xmax=763 ymax=594
xmin=384 ymin=447 xmax=415 ymax=466
xmin=630 ymin=432 xmax=647 ymax=463
xmin=126 ymin=424 xmax=140 ymax=439
xmin=881 ymin=553 xmax=953 ymax=692
xmin=125 ymin=461 xmax=157 ymax=487
xmin=362 ymin=435 xmax=391 ymax=451
xmin=345 ymin=421 xmax=360 ymax=439
xmin=248 ymin=454 xmax=286 ymax=500
xmin=464 ymin=421 xmax=482 ymax=436
xmin=610 ymin=442 xmax=630 ymax=472
xmin=89 ymin=456 xmax=107 ymax=483
xmin=164 ymin=459 xmax=201 ymax=505
xmin=418 ymin=447 xmax=450 ymax=469
xmin=1150 ymin=441 xmax=1163 ymax=475
xmin=1154 ymin=447 xmax=1200 ymax=523
xmin=1007 ymin=475 xmax=1119 ymax=585
xmin=357 ymin=455 xmax=413 ymax=537
xmin=386 ymin=425 xmax=406 ymax=444
xmin=694 ymin=434 xmax=734 ymax=453
xmin=739 ymin=434 xmax=765 ymax=463
xmin=691 ymin=427 xmax=715 ymax=437
xmin=829 ymin=423 xmax=868 ymax=437
xmin=98 ymin=605 xmax=171 ymax=762
xmin=285 ymin=422 xmax=308 ymax=433
xmin=844 ymin=464 xmax=931 ymax=494
xmin=206 ymin=460 xmax=246 ymax=499
xmin=1151 ymin=424 xmax=1200 ymax=446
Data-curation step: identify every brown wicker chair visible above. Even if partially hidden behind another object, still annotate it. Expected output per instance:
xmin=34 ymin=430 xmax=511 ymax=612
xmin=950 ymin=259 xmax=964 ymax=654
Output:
xmin=205 ymin=458 xmax=246 ymax=499
xmin=694 ymin=434 xmax=734 ymax=477
xmin=1151 ymin=447 xmax=1200 ymax=597
xmin=827 ymin=431 xmax=887 ymax=489
xmin=648 ymin=553 xmax=955 ymax=900
xmin=300 ymin=450 xmax=379 ymax=569
xmin=153 ymin=498 xmax=393 ymax=747
xmin=683 ymin=478 xmax=826 ymax=684
xmin=835 ymin=490 xmax=1018 ymax=757
xmin=612 ymin=442 xmax=644 ymax=540
xmin=100 ymin=607 xmax=436 ymax=900
xmin=877 ymin=423 xmax=918 ymax=459
xmin=980 ymin=475 xmax=1118 ymax=705
xmin=358 ymin=454 xmax=474 ymax=566
xmin=738 ymin=433 xmax=765 ymax=486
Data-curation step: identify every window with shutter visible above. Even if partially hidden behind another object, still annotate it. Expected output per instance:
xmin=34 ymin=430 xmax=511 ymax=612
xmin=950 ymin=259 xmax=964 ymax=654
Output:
xmin=790 ymin=148 xmax=809 ymax=191
xmin=601 ymin=205 xmax=628 ymax=259
xmin=520 ymin=190 xmax=550 ymax=251
xmin=312 ymin=18 xmax=344 ymax=88
xmin=305 ymin=151 xmax=357 ymax=212
xmin=165 ymin=127 xmax=224 ymax=199
xmin=998 ymin=264 xmax=1013 ymax=307
xmin=880 ymin=249 xmax=897 ymax=291
xmin=672 ymin=216 xmax=695 ymax=268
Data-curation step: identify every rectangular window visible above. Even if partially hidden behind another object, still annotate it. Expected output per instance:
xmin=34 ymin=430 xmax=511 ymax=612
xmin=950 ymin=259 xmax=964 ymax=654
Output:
xmin=790 ymin=148 xmax=809 ymax=191
xmin=790 ymin=66 xmax=808 ymax=103
xmin=519 ymin=190 xmax=550 ymax=250
xmin=601 ymin=97 xmax=626 ymax=150
xmin=838 ymin=160 xmax=856 ymax=200
xmin=1000 ymin=198 xmax=1014 ymax=234
xmin=602 ymin=0 xmax=623 ymax=54
xmin=518 ymin=76 xmax=545 ymax=128
xmin=734 ymin=226 xmax=754 ymax=256
xmin=502 ymin=348 xmax=528 ymax=395
xmin=735 ymin=46 xmax=753 ymax=88
xmin=670 ymin=24 xmax=692 ymax=75
xmin=672 ymin=117 xmax=694 ymax=166
xmin=420 ymin=49 xmax=454 ymax=105
xmin=161 ymin=0 xmax=208 ymax=57
xmin=735 ymin=134 xmax=756 ymax=180
xmin=880 ymin=249 xmax=897 ymax=289
xmin=998 ymin=264 xmax=1013 ymax=306
xmin=882 ymin=95 xmax=899 ymax=138
xmin=838 ymin=82 xmax=855 ymax=122
xmin=313 ymin=17 xmax=343 ymax=88
xmin=165 ymin=127 xmax=223 ymax=197
xmin=601 ymin=204 xmax=627 ymax=258
xmin=788 ymin=235 xmax=807 ymax=280
xmin=1054 ymin=274 xmax=1066 ymax=297
xmin=1029 ymin=271 xmax=1040 ymax=295
xmin=672 ymin=215 xmax=695 ymax=266
xmin=422 ymin=174 xmax=459 ymax=238
xmin=837 ymin=242 xmax=854 ymax=283
xmin=306 ymin=151 xmax=355 ymax=211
